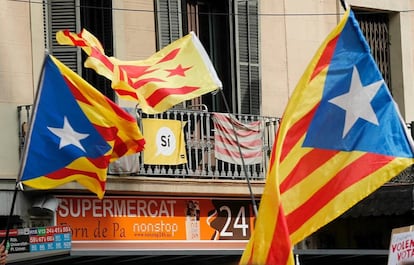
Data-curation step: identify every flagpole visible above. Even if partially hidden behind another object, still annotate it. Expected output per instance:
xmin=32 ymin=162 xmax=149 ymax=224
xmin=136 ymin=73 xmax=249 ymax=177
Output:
xmin=218 ymin=90 xmax=258 ymax=216
xmin=340 ymin=0 xmax=347 ymax=10
xmin=3 ymin=184 xmax=19 ymax=251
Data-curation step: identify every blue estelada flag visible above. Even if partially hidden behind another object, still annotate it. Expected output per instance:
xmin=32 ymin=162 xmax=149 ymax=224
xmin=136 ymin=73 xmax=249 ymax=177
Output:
xmin=18 ymin=55 xmax=145 ymax=199
xmin=241 ymin=8 xmax=414 ymax=265
xmin=280 ymin=8 xmax=414 ymax=244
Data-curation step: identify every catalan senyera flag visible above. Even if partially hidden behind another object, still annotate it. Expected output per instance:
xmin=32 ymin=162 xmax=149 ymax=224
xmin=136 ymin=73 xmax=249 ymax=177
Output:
xmin=18 ymin=55 xmax=145 ymax=199
xmin=56 ymin=29 xmax=222 ymax=114
xmin=141 ymin=118 xmax=187 ymax=165
xmin=212 ymin=113 xmax=263 ymax=165
xmin=241 ymin=8 xmax=414 ymax=264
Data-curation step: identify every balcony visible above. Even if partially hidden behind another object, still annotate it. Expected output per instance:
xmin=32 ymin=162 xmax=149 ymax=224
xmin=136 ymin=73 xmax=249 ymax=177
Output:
xmin=17 ymin=105 xmax=414 ymax=189
xmin=17 ymin=104 xmax=278 ymax=183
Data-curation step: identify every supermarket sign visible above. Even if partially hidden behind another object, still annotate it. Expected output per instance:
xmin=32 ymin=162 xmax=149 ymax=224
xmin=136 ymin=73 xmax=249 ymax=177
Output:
xmin=55 ymin=196 xmax=256 ymax=243
xmin=0 ymin=226 xmax=71 ymax=254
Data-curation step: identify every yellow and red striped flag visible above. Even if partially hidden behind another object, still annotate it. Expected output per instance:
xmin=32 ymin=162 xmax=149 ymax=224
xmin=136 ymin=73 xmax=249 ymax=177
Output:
xmin=56 ymin=29 xmax=222 ymax=114
xmin=240 ymin=139 xmax=294 ymax=265
xmin=241 ymin=8 xmax=414 ymax=264
xmin=280 ymin=8 xmax=414 ymax=245
xmin=18 ymin=55 xmax=145 ymax=199
xmin=212 ymin=113 xmax=263 ymax=165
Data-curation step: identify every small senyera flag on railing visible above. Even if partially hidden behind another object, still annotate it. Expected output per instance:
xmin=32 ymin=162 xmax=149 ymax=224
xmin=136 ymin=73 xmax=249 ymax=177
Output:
xmin=56 ymin=29 xmax=222 ymax=114
xmin=18 ymin=55 xmax=145 ymax=199
xmin=212 ymin=113 xmax=263 ymax=165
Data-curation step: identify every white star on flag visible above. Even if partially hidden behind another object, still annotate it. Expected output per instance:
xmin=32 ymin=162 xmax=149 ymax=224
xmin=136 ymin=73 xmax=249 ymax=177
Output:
xmin=328 ymin=66 xmax=383 ymax=138
xmin=48 ymin=116 xmax=89 ymax=152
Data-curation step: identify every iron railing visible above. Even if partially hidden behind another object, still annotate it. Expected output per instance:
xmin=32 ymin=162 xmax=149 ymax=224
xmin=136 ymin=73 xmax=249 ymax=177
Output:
xmin=17 ymin=105 xmax=279 ymax=181
xmin=17 ymin=105 xmax=414 ymax=183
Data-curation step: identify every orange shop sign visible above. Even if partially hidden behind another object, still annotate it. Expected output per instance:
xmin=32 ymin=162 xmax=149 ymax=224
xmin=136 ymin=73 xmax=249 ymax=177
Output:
xmin=55 ymin=196 xmax=256 ymax=241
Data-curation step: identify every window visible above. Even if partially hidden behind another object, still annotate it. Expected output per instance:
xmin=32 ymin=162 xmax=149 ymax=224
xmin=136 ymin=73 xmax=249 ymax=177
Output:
xmin=155 ymin=0 xmax=260 ymax=115
xmin=44 ymin=0 xmax=114 ymax=99
xmin=355 ymin=10 xmax=391 ymax=93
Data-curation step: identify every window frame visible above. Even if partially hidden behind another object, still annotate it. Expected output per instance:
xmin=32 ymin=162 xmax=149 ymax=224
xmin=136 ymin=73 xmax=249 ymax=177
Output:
xmin=43 ymin=0 xmax=114 ymax=99
xmin=155 ymin=0 xmax=260 ymax=115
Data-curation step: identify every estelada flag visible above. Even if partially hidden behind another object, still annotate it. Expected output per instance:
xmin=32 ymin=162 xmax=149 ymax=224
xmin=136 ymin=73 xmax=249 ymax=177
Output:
xmin=141 ymin=118 xmax=187 ymax=165
xmin=281 ymin=8 xmax=414 ymax=245
xmin=241 ymin=8 xmax=414 ymax=264
xmin=56 ymin=29 xmax=222 ymax=114
xmin=18 ymin=55 xmax=145 ymax=199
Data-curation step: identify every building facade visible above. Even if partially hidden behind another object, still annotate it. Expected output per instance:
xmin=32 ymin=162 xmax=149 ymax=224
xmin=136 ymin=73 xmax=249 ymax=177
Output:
xmin=1 ymin=0 xmax=414 ymax=264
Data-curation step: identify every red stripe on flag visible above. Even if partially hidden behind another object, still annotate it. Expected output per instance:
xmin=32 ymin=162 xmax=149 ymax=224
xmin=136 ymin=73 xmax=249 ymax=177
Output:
xmin=94 ymin=125 xmax=117 ymax=142
xmin=112 ymin=134 xmax=130 ymax=157
xmin=285 ymin=152 xmax=394 ymax=234
xmin=280 ymin=149 xmax=339 ymax=193
xmin=63 ymin=75 xmax=144 ymax=153
xmin=266 ymin=205 xmax=293 ymax=265
xmin=90 ymin=48 xmax=115 ymax=72
xmin=215 ymin=133 xmax=262 ymax=148
xmin=157 ymin=48 xmax=180 ymax=64
xmin=113 ymin=88 xmax=139 ymax=100
xmin=146 ymin=86 xmax=200 ymax=107
xmin=214 ymin=112 xmax=261 ymax=125
xmin=215 ymin=145 xmax=262 ymax=159
xmin=63 ymin=30 xmax=88 ymax=47
xmin=46 ymin=167 xmax=105 ymax=182
xmin=105 ymin=97 xmax=137 ymax=122
xmin=132 ymin=77 xmax=165 ymax=89
xmin=64 ymin=72 xmax=137 ymax=123
xmin=95 ymin=125 xmax=143 ymax=158
xmin=280 ymin=105 xmax=318 ymax=162
xmin=310 ymin=35 xmax=339 ymax=81
xmin=89 ymin=155 xmax=112 ymax=168
xmin=215 ymin=122 xmax=261 ymax=138
xmin=46 ymin=167 xmax=106 ymax=191
xmin=277 ymin=35 xmax=339 ymax=162
xmin=118 ymin=65 xmax=155 ymax=79
xmin=63 ymin=76 xmax=89 ymax=104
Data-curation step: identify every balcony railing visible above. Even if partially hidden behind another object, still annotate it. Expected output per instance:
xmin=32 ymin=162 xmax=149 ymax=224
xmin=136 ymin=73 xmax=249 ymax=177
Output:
xmin=17 ymin=105 xmax=414 ymax=183
xmin=17 ymin=105 xmax=279 ymax=181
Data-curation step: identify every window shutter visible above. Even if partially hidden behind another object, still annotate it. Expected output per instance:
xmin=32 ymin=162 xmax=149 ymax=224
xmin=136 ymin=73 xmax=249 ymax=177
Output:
xmin=235 ymin=0 xmax=260 ymax=115
xmin=80 ymin=0 xmax=114 ymax=99
xmin=44 ymin=0 xmax=79 ymax=72
xmin=355 ymin=11 xmax=391 ymax=93
xmin=155 ymin=0 xmax=183 ymax=49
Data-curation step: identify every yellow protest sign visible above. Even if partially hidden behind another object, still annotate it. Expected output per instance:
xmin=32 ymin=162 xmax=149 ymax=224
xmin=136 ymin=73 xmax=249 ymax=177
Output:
xmin=142 ymin=119 xmax=187 ymax=165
